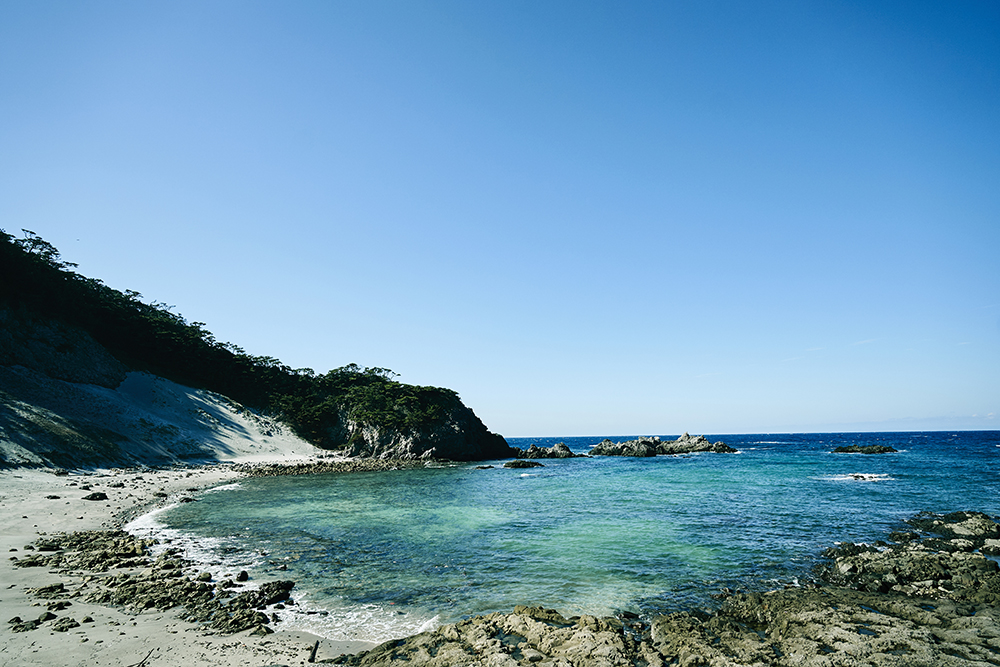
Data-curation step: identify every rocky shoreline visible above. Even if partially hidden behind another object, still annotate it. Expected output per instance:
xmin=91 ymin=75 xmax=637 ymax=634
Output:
xmin=233 ymin=457 xmax=436 ymax=477
xmin=8 ymin=491 xmax=1000 ymax=666
xmin=324 ymin=510 xmax=1000 ymax=666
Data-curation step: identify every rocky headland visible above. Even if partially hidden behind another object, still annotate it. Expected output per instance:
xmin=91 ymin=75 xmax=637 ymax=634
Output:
xmin=590 ymin=433 xmax=737 ymax=457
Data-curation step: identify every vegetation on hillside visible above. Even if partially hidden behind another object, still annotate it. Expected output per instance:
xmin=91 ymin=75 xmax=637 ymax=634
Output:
xmin=0 ymin=229 xmax=465 ymax=450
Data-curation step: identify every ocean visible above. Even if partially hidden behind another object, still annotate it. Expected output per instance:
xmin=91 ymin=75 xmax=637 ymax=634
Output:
xmin=127 ymin=431 xmax=1000 ymax=644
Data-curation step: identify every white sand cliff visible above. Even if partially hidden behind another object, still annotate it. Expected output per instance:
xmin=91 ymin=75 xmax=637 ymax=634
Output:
xmin=0 ymin=365 xmax=321 ymax=468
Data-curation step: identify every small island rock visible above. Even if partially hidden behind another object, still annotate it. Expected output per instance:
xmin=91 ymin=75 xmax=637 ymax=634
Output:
xmin=833 ymin=444 xmax=898 ymax=454
xmin=590 ymin=433 xmax=736 ymax=457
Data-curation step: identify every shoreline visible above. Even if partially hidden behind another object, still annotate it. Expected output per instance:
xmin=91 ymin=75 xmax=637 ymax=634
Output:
xmin=0 ymin=461 xmax=380 ymax=667
xmin=4 ymin=457 xmax=1000 ymax=666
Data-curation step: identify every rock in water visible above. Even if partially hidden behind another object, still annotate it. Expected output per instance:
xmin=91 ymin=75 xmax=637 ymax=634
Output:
xmin=590 ymin=433 xmax=736 ymax=457
xmin=833 ymin=444 xmax=898 ymax=454
xmin=503 ymin=460 xmax=545 ymax=469
xmin=509 ymin=442 xmax=578 ymax=459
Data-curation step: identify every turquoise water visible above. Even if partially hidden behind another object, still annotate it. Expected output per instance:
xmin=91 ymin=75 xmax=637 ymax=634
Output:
xmin=132 ymin=431 xmax=1000 ymax=642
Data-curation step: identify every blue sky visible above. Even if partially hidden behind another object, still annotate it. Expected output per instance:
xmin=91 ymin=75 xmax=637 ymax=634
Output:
xmin=2 ymin=1 xmax=997 ymax=436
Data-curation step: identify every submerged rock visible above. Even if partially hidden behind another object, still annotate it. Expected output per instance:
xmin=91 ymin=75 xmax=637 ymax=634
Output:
xmin=833 ymin=444 xmax=898 ymax=454
xmin=503 ymin=460 xmax=545 ymax=469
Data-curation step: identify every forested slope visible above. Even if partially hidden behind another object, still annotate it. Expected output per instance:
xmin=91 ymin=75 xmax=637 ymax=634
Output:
xmin=0 ymin=229 xmax=512 ymax=463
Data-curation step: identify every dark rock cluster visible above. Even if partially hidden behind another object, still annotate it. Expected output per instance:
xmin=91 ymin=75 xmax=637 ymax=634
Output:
xmin=819 ymin=510 xmax=1000 ymax=602
xmin=509 ymin=442 xmax=579 ymax=459
xmin=502 ymin=460 xmax=545 ymax=469
xmin=234 ymin=458 xmax=432 ymax=477
xmin=832 ymin=444 xmax=898 ymax=454
xmin=10 ymin=530 xmax=293 ymax=637
xmin=590 ymin=433 xmax=737 ymax=457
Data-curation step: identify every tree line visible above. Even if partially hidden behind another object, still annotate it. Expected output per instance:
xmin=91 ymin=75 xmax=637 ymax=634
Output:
xmin=0 ymin=229 xmax=459 ymax=449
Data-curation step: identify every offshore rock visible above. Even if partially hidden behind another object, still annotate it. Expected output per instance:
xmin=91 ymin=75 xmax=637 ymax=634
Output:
xmin=503 ymin=460 xmax=545 ymax=469
xmin=510 ymin=442 xmax=579 ymax=459
xmin=590 ymin=433 xmax=736 ymax=457
xmin=833 ymin=444 xmax=898 ymax=454
xmin=591 ymin=438 xmax=658 ymax=457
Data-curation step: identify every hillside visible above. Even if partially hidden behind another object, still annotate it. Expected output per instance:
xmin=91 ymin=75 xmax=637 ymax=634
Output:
xmin=0 ymin=229 xmax=513 ymax=467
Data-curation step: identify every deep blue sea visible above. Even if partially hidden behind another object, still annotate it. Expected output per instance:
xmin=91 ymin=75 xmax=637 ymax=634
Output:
xmin=128 ymin=431 xmax=1000 ymax=643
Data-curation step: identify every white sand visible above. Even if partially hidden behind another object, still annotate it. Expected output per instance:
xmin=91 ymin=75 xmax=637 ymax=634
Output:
xmin=0 ymin=466 xmax=378 ymax=667
xmin=0 ymin=369 xmax=379 ymax=666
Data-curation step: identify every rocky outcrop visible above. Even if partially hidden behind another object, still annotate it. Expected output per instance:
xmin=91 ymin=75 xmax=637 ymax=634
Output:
xmin=819 ymin=510 xmax=1000 ymax=602
xmin=591 ymin=438 xmax=658 ymax=457
xmin=336 ymin=398 xmax=515 ymax=462
xmin=503 ymin=460 xmax=545 ymax=469
xmin=833 ymin=444 xmax=898 ymax=454
xmin=329 ymin=606 xmax=647 ymax=667
xmin=13 ymin=530 xmax=294 ymax=637
xmin=590 ymin=433 xmax=736 ymax=457
xmin=510 ymin=442 xmax=578 ymax=459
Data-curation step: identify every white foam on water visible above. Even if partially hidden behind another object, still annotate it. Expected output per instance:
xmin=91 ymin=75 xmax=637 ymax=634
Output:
xmin=203 ymin=482 xmax=244 ymax=493
xmin=125 ymin=503 xmax=265 ymax=577
xmin=125 ymin=501 xmax=434 ymax=643
xmin=274 ymin=595 xmax=440 ymax=643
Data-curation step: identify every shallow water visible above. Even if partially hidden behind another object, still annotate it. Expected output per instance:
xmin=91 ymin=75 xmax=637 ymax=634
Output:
xmin=130 ymin=431 xmax=1000 ymax=643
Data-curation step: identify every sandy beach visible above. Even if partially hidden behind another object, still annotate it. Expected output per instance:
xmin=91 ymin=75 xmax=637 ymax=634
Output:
xmin=0 ymin=464 xmax=378 ymax=667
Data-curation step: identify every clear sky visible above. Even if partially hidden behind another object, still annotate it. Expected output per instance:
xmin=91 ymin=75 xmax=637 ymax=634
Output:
xmin=2 ymin=1 xmax=997 ymax=436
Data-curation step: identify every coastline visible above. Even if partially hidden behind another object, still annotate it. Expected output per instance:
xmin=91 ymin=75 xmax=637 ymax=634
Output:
xmin=3 ymin=451 xmax=1000 ymax=666
xmin=0 ymin=462 xmax=379 ymax=667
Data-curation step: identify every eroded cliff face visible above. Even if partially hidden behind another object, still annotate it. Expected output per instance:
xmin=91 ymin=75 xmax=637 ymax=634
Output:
xmin=335 ymin=398 xmax=513 ymax=461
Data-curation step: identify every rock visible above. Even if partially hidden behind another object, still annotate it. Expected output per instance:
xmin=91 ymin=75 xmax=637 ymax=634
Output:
xmin=510 ymin=442 xmax=579 ymax=459
xmin=503 ymin=460 xmax=545 ymax=469
xmin=236 ymin=570 xmax=249 ymax=582
xmin=833 ymin=444 xmax=898 ymax=453
xmin=29 ymin=583 xmax=66 ymax=599
xmin=656 ymin=433 xmax=737 ymax=455
xmin=589 ymin=434 xmax=736 ymax=457
xmin=52 ymin=616 xmax=80 ymax=632
xmin=228 ymin=580 xmax=294 ymax=609
xmin=590 ymin=438 xmax=658 ymax=457
xmin=331 ymin=606 xmax=636 ymax=667
xmin=10 ymin=619 xmax=40 ymax=632
xmin=82 ymin=492 xmax=108 ymax=501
